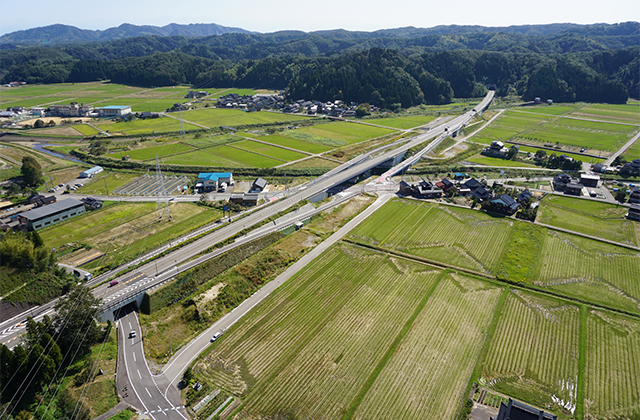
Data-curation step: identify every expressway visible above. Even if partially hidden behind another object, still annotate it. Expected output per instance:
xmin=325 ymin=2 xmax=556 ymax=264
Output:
xmin=0 ymin=91 xmax=493 ymax=348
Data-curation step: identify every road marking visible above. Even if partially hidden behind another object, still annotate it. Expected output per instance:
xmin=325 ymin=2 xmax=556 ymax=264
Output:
xmin=146 ymin=387 xmax=152 ymax=397
xmin=129 ymin=322 xmax=132 ymax=329
xmin=159 ymin=405 xmax=167 ymax=416
xmin=137 ymin=369 xmax=142 ymax=379
xmin=133 ymin=352 xmax=136 ymax=362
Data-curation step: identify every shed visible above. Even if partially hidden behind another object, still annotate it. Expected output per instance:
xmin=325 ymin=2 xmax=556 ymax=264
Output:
xmin=492 ymin=398 xmax=556 ymax=420
xmin=79 ymin=166 xmax=103 ymax=178
xmin=251 ymin=177 xmax=268 ymax=192
xmin=580 ymin=173 xmax=600 ymax=187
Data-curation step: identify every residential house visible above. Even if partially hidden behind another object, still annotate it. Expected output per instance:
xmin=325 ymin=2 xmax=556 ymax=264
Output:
xmin=565 ymin=182 xmax=584 ymax=196
xmin=489 ymin=194 xmax=520 ymax=214
xmin=580 ymin=173 xmax=600 ymax=187
xmin=552 ymin=173 xmax=573 ymax=191
xmin=627 ymin=204 xmax=640 ymax=221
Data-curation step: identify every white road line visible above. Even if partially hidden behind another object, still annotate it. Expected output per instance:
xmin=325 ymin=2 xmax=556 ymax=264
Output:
xmin=146 ymin=387 xmax=153 ymax=397
xmin=137 ymin=369 xmax=142 ymax=379
xmin=159 ymin=405 xmax=167 ymax=416
xmin=129 ymin=321 xmax=132 ymax=329
xmin=133 ymin=352 xmax=136 ymax=362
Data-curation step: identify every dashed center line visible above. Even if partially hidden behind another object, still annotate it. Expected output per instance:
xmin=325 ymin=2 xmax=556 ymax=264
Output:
xmin=137 ymin=369 xmax=142 ymax=379
xmin=146 ymin=387 xmax=153 ymax=397
xmin=133 ymin=352 xmax=136 ymax=362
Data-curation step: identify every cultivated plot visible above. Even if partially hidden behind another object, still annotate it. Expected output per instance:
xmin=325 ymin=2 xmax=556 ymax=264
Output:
xmin=108 ymin=143 xmax=195 ymax=161
xmin=255 ymin=134 xmax=331 ymax=154
xmin=537 ymin=195 xmax=638 ymax=246
xmin=355 ymin=273 xmax=502 ymax=420
xmin=364 ymin=115 xmax=436 ymax=129
xmin=292 ymin=121 xmax=396 ymax=145
xmin=510 ymin=106 xmax=579 ymax=116
xmin=232 ymin=140 xmax=308 ymax=162
xmin=569 ymin=104 xmax=640 ymax=125
xmin=193 ymin=244 xmax=442 ymax=419
xmin=95 ymin=116 xmax=201 ymax=135
xmin=528 ymin=118 xmax=638 ymax=152
xmin=482 ymin=289 xmax=580 ymax=416
xmin=205 ymin=145 xmax=284 ymax=167
xmin=180 ymin=108 xmax=307 ymax=128
xmin=350 ymin=199 xmax=513 ymax=274
xmin=472 ymin=112 xmax=551 ymax=145
xmin=584 ymin=310 xmax=640 ymax=420
xmin=535 ymin=231 xmax=640 ymax=314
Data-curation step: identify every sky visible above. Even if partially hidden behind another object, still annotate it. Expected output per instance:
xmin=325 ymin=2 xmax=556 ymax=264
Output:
xmin=1 ymin=0 xmax=639 ymax=36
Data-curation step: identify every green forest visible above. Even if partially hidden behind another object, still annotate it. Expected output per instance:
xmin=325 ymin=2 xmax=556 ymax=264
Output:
xmin=1 ymin=23 xmax=638 ymax=105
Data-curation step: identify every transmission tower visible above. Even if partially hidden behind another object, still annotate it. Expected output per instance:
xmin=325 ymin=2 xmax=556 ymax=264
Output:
xmin=155 ymin=155 xmax=171 ymax=222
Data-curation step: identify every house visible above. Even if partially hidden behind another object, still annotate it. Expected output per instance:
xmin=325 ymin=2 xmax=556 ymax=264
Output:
xmin=517 ymin=190 xmax=532 ymax=203
xmin=398 ymin=180 xmax=413 ymax=195
xmin=491 ymin=398 xmax=557 ymax=420
xmin=415 ymin=181 xmax=443 ymax=199
xmin=621 ymin=158 xmax=640 ymax=175
xmin=454 ymin=172 xmax=466 ymax=180
xmin=97 ymin=105 xmax=132 ymax=118
xmin=49 ymin=102 xmax=94 ymax=117
xmin=196 ymin=172 xmax=234 ymax=192
xmin=481 ymin=141 xmax=510 ymax=158
xmin=462 ymin=178 xmax=483 ymax=190
xmin=580 ymin=173 xmax=600 ymax=187
xmin=471 ymin=186 xmax=492 ymax=202
xmin=27 ymin=194 xmax=57 ymax=207
xmin=229 ymin=193 xmax=244 ymax=205
xmin=629 ymin=188 xmax=640 ymax=204
xmin=627 ymin=204 xmax=640 ymax=221
xmin=592 ymin=163 xmax=606 ymax=173
xmin=565 ymin=182 xmax=584 ymax=196
xmin=81 ymin=197 xmax=103 ymax=210
xmin=435 ymin=178 xmax=454 ymax=193
xmin=18 ymin=198 xmax=86 ymax=231
xmin=228 ymin=193 xmax=258 ymax=206
xmin=250 ymin=177 xmax=268 ymax=193
xmin=79 ymin=166 xmax=103 ymax=178
xmin=553 ymin=173 xmax=573 ymax=191
xmin=489 ymin=194 xmax=520 ymax=214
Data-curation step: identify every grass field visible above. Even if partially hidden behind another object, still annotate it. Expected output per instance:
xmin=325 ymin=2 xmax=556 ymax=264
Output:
xmin=482 ymin=290 xmax=580 ymax=417
xmin=180 ymin=108 xmax=307 ymax=128
xmin=354 ymin=273 xmax=502 ymax=420
xmin=496 ymin=223 xmax=546 ymax=282
xmin=39 ymin=202 xmax=222 ymax=267
xmin=281 ymin=157 xmax=340 ymax=169
xmin=255 ymin=134 xmax=331 ymax=154
xmin=79 ymin=171 xmax=141 ymax=195
xmin=73 ymin=124 xmax=101 ymax=136
xmin=162 ymin=148 xmax=245 ymax=167
xmin=203 ymin=145 xmax=284 ymax=167
xmin=537 ymin=195 xmax=638 ymax=246
xmin=108 ymin=143 xmax=195 ymax=160
xmin=231 ymin=140 xmax=308 ymax=161
xmin=515 ymin=145 xmax=606 ymax=163
xmin=364 ymin=115 xmax=435 ymax=129
xmin=193 ymin=244 xmax=446 ymax=419
xmin=584 ymin=310 xmax=640 ymax=420
xmin=466 ymin=154 xmax=539 ymax=168
xmin=511 ymin=106 xmax=579 ymax=116
xmin=349 ymin=199 xmax=513 ymax=274
xmin=473 ymin=112 xmax=551 ymax=145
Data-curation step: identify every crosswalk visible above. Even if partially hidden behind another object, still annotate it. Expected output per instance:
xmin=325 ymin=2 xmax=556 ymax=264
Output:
xmin=139 ymin=405 xmax=185 ymax=415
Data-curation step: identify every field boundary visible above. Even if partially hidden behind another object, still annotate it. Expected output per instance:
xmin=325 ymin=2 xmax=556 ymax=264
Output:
xmin=576 ymin=305 xmax=587 ymax=419
xmin=341 ymin=269 xmax=446 ymax=420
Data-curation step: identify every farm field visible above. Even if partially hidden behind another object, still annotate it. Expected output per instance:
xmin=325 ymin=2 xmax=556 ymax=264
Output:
xmin=95 ymin=116 xmax=201 ymax=135
xmin=527 ymin=118 xmax=639 ymax=152
xmin=481 ymin=290 xmax=580 ymax=417
xmin=39 ymin=202 xmax=221 ymax=267
xmin=537 ymin=195 xmax=638 ymax=246
xmin=568 ymin=103 xmax=640 ymax=125
xmin=496 ymin=223 xmax=546 ymax=282
xmin=193 ymin=244 xmax=444 ymax=419
xmin=73 ymin=123 xmax=101 ymax=136
xmin=510 ymin=106 xmax=578 ymax=116
xmin=472 ymin=111 xmax=551 ymax=145
xmin=231 ymin=140 xmax=308 ymax=162
xmin=254 ymin=134 xmax=331 ymax=154
xmin=292 ymin=121 xmax=396 ymax=145
xmin=108 ymin=143 xmax=195 ymax=161
xmin=584 ymin=310 xmax=640 ymax=420
xmin=349 ymin=199 xmax=513 ymax=274
xmin=161 ymin=148 xmax=244 ymax=167
xmin=354 ymin=273 xmax=502 ymax=420
xmin=535 ymin=231 xmax=640 ymax=314
xmin=205 ymin=145 xmax=284 ymax=167
xmin=0 ymin=82 xmax=209 ymax=112
xmin=181 ymin=133 xmax=242 ymax=149
xmin=180 ymin=108 xmax=308 ymax=128
xmin=364 ymin=115 xmax=436 ymax=129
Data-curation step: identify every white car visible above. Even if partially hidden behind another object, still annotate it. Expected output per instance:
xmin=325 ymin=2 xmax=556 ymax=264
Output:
xmin=210 ymin=332 xmax=222 ymax=342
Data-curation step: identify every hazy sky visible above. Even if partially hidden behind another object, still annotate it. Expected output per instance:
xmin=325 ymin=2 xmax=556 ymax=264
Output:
xmin=1 ymin=0 xmax=639 ymax=36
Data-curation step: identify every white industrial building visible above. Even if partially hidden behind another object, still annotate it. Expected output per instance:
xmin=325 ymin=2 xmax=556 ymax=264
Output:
xmin=79 ymin=166 xmax=104 ymax=178
xmin=97 ymin=105 xmax=132 ymax=118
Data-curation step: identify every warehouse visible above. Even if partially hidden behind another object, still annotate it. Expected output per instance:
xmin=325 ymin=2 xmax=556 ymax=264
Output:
xmin=79 ymin=166 xmax=103 ymax=178
xmin=97 ymin=105 xmax=132 ymax=118
xmin=18 ymin=198 xmax=86 ymax=231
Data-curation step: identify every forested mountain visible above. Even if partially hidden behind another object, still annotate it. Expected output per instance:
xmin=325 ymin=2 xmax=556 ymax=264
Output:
xmin=0 ymin=23 xmax=253 ymax=46
xmin=1 ymin=23 xmax=638 ymax=105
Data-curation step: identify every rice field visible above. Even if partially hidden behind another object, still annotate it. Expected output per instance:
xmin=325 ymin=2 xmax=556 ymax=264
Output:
xmin=255 ymin=134 xmax=331 ymax=154
xmin=349 ymin=199 xmax=513 ymax=274
xmin=180 ymin=108 xmax=308 ymax=128
xmin=292 ymin=121 xmax=396 ymax=145
xmin=465 ymin=155 xmax=539 ymax=168
xmin=472 ymin=112 xmax=551 ymax=145
xmin=537 ymin=195 xmax=638 ymax=246
xmin=354 ymin=273 xmax=502 ymax=420
xmin=535 ymin=231 xmax=640 ymax=314
xmin=584 ymin=310 xmax=640 ymax=420
xmin=95 ymin=116 xmax=201 ymax=135
xmin=511 ymin=106 xmax=579 ymax=116
xmin=482 ymin=290 xmax=581 ymax=415
xmin=161 ymin=149 xmax=244 ymax=167
xmin=569 ymin=104 xmax=640 ymax=125
xmin=73 ymin=123 xmax=101 ymax=136
xmin=193 ymin=244 xmax=444 ymax=419
xmin=108 ymin=143 xmax=195 ymax=160
xmin=204 ymin=145 xmax=284 ymax=167
xmin=364 ymin=115 xmax=436 ymax=129
xmin=231 ymin=140 xmax=308 ymax=161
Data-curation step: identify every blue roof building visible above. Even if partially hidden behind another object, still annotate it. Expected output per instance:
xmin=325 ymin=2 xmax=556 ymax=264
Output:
xmin=196 ymin=172 xmax=234 ymax=191
xmin=98 ymin=105 xmax=132 ymax=117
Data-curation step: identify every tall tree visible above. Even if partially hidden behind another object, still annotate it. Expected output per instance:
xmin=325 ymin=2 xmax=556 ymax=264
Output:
xmin=20 ymin=156 xmax=43 ymax=187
